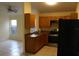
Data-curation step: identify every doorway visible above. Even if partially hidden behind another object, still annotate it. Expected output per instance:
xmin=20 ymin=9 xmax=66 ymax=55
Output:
xmin=10 ymin=19 xmax=17 ymax=40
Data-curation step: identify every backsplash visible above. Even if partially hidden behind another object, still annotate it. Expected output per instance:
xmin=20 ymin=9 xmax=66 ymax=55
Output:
xmin=30 ymin=27 xmax=37 ymax=33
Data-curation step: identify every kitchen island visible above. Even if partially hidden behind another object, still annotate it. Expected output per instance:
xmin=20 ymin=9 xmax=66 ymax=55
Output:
xmin=25 ymin=31 xmax=48 ymax=53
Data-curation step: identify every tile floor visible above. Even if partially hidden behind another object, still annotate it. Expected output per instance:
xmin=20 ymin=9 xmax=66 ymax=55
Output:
xmin=33 ymin=46 xmax=57 ymax=56
xmin=24 ymin=43 xmax=57 ymax=56
xmin=0 ymin=40 xmax=57 ymax=56
xmin=0 ymin=40 xmax=23 ymax=56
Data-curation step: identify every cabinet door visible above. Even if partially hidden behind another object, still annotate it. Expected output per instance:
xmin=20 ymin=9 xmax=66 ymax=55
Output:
xmin=30 ymin=15 xmax=35 ymax=27
xmin=70 ymin=13 xmax=78 ymax=19
xmin=24 ymin=14 xmax=30 ymax=29
xmin=25 ymin=35 xmax=31 ymax=52
xmin=30 ymin=37 xmax=40 ymax=53
xmin=25 ymin=14 xmax=35 ymax=28
xmin=39 ymin=16 xmax=50 ymax=28
xmin=34 ymin=37 xmax=41 ymax=53
xmin=29 ymin=38 xmax=36 ymax=52
xmin=40 ymin=32 xmax=48 ymax=45
xmin=43 ymin=32 xmax=48 ymax=44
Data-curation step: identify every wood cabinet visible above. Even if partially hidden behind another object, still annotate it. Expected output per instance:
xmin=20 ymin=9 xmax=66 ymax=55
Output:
xmin=39 ymin=13 xmax=78 ymax=29
xmin=70 ymin=13 xmax=78 ymax=19
xmin=25 ymin=32 xmax=48 ymax=53
xmin=30 ymin=15 xmax=35 ymax=27
xmin=24 ymin=13 xmax=35 ymax=29
xmin=39 ymin=16 xmax=50 ymax=28
xmin=24 ymin=13 xmax=30 ymax=29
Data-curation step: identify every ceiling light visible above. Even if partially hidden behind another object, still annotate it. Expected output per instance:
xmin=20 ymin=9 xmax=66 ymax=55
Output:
xmin=45 ymin=2 xmax=58 ymax=5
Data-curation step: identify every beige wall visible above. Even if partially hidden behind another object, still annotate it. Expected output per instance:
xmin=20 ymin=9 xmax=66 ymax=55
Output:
xmin=0 ymin=5 xmax=9 ymax=41
xmin=32 ymin=7 xmax=39 ymax=31
xmin=39 ymin=11 xmax=76 ymax=16
xmin=76 ymin=3 xmax=79 ymax=19
xmin=9 ymin=3 xmax=24 ymax=41
xmin=24 ymin=2 xmax=32 ymax=34
xmin=24 ymin=2 xmax=40 ymax=32
xmin=24 ymin=2 xmax=39 ymax=32
xmin=35 ymin=14 xmax=39 ymax=31
xmin=9 ymin=3 xmax=24 ymax=54
xmin=24 ymin=2 xmax=32 ymax=13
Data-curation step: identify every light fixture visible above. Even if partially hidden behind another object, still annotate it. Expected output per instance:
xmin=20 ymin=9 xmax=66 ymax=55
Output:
xmin=45 ymin=2 xmax=58 ymax=5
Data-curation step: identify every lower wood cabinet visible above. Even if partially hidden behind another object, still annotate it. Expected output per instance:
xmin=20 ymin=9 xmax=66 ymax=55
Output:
xmin=25 ymin=32 xmax=48 ymax=53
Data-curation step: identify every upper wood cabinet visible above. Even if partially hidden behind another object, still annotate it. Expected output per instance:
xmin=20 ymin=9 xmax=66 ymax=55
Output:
xmin=30 ymin=15 xmax=35 ymax=27
xmin=24 ymin=13 xmax=30 ymax=29
xmin=39 ymin=16 xmax=50 ymax=28
xmin=70 ymin=13 xmax=78 ymax=19
xmin=24 ymin=13 xmax=35 ymax=29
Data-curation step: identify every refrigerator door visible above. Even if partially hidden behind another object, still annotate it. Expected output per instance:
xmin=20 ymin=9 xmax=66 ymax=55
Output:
xmin=58 ymin=19 xmax=79 ymax=56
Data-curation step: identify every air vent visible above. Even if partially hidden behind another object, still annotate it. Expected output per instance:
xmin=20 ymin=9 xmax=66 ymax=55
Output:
xmin=8 ymin=6 xmax=18 ymax=13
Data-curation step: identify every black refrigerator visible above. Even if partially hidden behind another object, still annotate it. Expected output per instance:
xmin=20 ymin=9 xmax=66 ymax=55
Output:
xmin=57 ymin=19 xmax=79 ymax=56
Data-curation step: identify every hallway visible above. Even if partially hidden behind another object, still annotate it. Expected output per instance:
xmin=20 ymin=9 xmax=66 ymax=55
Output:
xmin=0 ymin=40 xmax=23 ymax=56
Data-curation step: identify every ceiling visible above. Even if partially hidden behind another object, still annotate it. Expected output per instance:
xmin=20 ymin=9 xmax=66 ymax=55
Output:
xmin=0 ymin=2 xmax=77 ymax=14
xmin=31 ymin=2 xmax=78 ymax=13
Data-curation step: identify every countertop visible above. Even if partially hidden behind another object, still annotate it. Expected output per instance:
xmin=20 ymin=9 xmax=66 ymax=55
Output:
xmin=25 ymin=31 xmax=49 ymax=38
